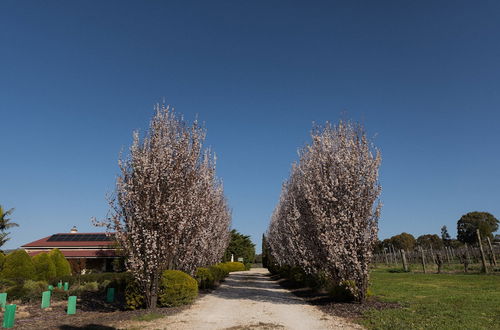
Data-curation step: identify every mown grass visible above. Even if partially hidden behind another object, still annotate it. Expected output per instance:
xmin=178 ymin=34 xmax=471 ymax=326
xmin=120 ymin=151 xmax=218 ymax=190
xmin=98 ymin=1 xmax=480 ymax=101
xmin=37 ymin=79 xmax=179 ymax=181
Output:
xmin=361 ymin=268 xmax=500 ymax=329
xmin=133 ymin=312 xmax=164 ymax=322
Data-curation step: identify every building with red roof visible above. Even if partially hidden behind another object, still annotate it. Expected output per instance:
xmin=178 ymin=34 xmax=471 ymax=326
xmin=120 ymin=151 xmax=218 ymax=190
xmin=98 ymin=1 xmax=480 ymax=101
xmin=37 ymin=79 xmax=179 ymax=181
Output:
xmin=21 ymin=226 xmax=120 ymax=272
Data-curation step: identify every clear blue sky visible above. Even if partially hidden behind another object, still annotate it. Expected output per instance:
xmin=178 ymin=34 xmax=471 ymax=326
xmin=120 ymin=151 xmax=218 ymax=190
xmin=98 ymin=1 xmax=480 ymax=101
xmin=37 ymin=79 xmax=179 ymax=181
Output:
xmin=1 ymin=1 xmax=499 ymax=252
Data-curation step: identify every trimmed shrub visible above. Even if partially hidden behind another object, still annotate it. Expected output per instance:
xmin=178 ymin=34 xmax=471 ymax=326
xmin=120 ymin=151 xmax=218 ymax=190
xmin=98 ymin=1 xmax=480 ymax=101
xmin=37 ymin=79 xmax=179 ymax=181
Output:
xmin=32 ymin=253 xmax=57 ymax=281
xmin=1 ymin=250 xmax=36 ymax=282
xmin=209 ymin=265 xmax=228 ymax=282
xmin=158 ymin=270 xmax=198 ymax=307
xmin=219 ymin=262 xmax=246 ymax=273
xmin=195 ymin=267 xmax=215 ymax=290
xmin=49 ymin=249 xmax=72 ymax=277
xmin=125 ymin=279 xmax=145 ymax=310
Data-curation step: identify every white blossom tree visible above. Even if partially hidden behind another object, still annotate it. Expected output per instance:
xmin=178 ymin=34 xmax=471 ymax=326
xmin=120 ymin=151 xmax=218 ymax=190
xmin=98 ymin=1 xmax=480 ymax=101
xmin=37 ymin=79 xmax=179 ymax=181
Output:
xmin=95 ymin=104 xmax=231 ymax=309
xmin=267 ymin=121 xmax=381 ymax=302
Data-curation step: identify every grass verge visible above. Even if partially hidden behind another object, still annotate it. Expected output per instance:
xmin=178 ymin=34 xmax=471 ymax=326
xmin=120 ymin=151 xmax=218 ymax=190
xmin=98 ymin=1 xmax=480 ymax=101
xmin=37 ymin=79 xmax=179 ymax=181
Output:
xmin=361 ymin=268 xmax=500 ymax=329
xmin=133 ymin=312 xmax=164 ymax=322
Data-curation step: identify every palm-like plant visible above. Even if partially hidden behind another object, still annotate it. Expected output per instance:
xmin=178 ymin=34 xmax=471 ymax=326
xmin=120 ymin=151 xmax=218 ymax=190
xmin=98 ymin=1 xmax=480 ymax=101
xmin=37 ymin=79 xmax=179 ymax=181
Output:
xmin=0 ymin=205 xmax=19 ymax=248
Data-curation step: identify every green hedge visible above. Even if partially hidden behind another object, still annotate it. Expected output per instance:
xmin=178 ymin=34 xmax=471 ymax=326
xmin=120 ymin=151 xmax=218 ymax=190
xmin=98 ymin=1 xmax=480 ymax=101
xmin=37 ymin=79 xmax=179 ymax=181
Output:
xmin=49 ymin=249 xmax=72 ymax=277
xmin=1 ymin=250 xmax=35 ymax=282
xmin=32 ymin=253 xmax=56 ymax=281
xmin=195 ymin=267 xmax=215 ymax=290
xmin=217 ymin=262 xmax=246 ymax=273
xmin=158 ymin=270 xmax=198 ymax=307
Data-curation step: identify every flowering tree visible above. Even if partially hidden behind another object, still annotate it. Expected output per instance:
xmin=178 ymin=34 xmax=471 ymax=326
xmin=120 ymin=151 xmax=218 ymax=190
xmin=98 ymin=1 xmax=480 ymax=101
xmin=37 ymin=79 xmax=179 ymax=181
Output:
xmin=267 ymin=121 xmax=381 ymax=302
xmin=95 ymin=104 xmax=231 ymax=309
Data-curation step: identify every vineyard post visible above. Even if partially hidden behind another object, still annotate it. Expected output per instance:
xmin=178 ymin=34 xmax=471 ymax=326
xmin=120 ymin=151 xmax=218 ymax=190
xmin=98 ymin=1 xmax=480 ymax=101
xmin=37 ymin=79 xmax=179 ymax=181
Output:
xmin=464 ymin=243 xmax=471 ymax=265
xmin=486 ymin=237 xmax=497 ymax=267
xmin=400 ymin=249 xmax=408 ymax=272
xmin=476 ymin=230 xmax=488 ymax=274
xmin=420 ymin=246 xmax=426 ymax=274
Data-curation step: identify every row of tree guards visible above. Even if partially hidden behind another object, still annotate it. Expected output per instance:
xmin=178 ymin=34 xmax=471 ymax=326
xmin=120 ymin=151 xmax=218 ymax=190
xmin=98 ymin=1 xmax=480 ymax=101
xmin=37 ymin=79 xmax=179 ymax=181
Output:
xmin=0 ymin=282 xmax=116 ymax=328
xmin=374 ymin=230 xmax=498 ymax=273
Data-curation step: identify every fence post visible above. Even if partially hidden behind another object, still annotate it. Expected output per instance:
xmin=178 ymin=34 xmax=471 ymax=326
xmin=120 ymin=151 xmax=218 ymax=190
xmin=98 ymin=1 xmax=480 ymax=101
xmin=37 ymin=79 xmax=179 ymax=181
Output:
xmin=400 ymin=249 xmax=408 ymax=272
xmin=486 ymin=237 xmax=497 ymax=267
xmin=420 ymin=247 xmax=426 ymax=274
xmin=476 ymin=230 xmax=488 ymax=273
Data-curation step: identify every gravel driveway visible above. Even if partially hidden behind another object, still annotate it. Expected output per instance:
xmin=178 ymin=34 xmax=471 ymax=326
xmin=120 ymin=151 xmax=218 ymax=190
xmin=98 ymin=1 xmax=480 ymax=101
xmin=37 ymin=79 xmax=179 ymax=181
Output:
xmin=138 ymin=268 xmax=361 ymax=330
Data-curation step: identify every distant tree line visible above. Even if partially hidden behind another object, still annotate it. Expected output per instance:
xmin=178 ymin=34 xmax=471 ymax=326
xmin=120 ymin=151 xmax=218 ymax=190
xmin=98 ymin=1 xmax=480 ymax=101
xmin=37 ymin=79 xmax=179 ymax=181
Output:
xmin=375 ymin=211 xmax=499 ymax=253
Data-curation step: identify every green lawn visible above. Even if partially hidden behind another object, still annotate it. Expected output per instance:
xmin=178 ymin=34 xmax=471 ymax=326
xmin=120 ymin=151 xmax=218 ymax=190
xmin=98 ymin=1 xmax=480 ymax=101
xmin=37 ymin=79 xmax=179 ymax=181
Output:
xmin=361 ymin=268 xmax=500 ymax=329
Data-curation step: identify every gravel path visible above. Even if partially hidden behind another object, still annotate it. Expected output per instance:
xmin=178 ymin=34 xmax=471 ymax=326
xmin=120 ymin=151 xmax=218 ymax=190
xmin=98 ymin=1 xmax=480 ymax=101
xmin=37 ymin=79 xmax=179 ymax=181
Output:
xmin=138 ymin=268 xmax=362 ymax=330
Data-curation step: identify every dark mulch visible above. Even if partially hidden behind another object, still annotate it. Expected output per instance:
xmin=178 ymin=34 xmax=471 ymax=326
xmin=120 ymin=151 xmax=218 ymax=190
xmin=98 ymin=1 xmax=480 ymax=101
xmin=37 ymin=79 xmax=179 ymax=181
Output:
xmin=13 ymin=291 xmax=189 ymax=330
xmin=273 ymin=275 xmax=401 ymax=319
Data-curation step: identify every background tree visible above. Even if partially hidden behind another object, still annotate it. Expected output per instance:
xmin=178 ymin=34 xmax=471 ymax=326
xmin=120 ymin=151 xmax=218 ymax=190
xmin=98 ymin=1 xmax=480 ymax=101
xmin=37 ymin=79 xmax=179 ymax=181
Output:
xmin=95 ymin=105 xmax=230 ymax=309
xmin=441 ymin=225 xmax=451 ymax=246
xmin=457 ymin=212 xmax=499 ymax=244
xmin=416 ymin=234 xmax=443 ymax=250
xmin=0 ymin=205 xmax=19 ymax=249
xmin=32 ymin=252 xmax=57 ymax=281
xmin=267 ymin=121 xmax=381 ymax=303
xmin=223 ymin=229 xmax=255 ymax=268
xmin=1 ymin=250 xmax=35 ymax=282
xmin=49 ymin=248 xmax=72 ymax=277
xmin=389 ymin=232 xmax=416 ymax=251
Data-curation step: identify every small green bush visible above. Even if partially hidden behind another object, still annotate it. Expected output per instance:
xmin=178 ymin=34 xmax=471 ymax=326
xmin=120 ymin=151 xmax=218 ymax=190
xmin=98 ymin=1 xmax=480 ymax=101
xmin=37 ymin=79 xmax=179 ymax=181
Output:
xmin=50 ymin=287 xmax=68 ymax=301
xmin=0 ymin=278 xmax=16 ymax=292
xmin=23 ymin=280 xmax=48 ymax=293
xmin=6 ymin=286 xmax=31 ymax=302
xmin=49 ymin=249 xmax=72 ymax=277
xmin=195 ymin=267 xmax=215 ymax=290
xmin=209 ymin=265 xmax=228 ymax=282
xmin=32 ymin=253 xmax=57 ymax=281
xmin=1 ymin=250 xmax=36 ymax=282
xmin=329 ymin=280 xmax=357 ymax=302
xmin=158 ymin=270 xmax=198 ymax=307
xmin=125 ymin=280 xmax=145 ymax=310
xmin=218 ymin=262 xmax=246 ymax=273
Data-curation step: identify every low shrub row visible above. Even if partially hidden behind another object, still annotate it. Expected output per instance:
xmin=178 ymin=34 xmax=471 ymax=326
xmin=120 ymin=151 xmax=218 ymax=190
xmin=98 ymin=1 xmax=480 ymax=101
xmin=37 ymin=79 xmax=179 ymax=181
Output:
xmin=125 ymin=261 xmax=246 ymax=310
xmin=0 ymin=249 xmax=71 ymax=283
xmin=269 ymin=264 xmax=363 ymax=302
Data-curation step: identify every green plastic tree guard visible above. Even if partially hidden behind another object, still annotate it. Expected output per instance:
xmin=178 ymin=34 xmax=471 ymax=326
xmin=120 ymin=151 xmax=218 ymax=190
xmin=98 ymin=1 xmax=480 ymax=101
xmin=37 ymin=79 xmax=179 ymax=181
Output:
xmin=63 ymin=282 xmax=69 ymax=291
xmin=2 ymin=304 xmax=16 ymax=328
xmin=48 ymin=285 xmax=54 ymax=291
xmin=67 ymin=296 xmax=77 ymax=315
xmin=57 ymin=281 xmax=62 ymax=289
xmin=106 ymin=288 xmax=115 ymax=303
xmin=41 ymin=291 xmax=51 ymax=309
xmin=0 ymin=293 xmax=7 ymax=308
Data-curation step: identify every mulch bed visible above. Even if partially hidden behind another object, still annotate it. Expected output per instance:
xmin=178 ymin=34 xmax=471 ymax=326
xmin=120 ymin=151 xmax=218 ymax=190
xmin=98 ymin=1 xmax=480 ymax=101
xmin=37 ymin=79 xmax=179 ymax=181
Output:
xmin=273 ymin=276 xmax=401 ymax=320
xmin=12 ymin=291 xmax=189 ymax=330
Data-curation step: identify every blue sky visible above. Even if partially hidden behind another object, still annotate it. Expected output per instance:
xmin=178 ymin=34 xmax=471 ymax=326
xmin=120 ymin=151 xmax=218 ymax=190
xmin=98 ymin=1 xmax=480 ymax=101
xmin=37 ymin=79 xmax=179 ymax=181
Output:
xmin=1 ymin=1 xmax=499 ymax=252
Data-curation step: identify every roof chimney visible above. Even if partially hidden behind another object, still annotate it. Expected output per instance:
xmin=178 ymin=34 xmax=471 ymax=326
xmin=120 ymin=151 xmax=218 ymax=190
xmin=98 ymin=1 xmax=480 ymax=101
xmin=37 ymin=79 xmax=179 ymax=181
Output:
xmin=70 ymin=226 xmax=78 ymax=233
